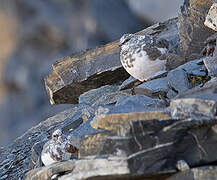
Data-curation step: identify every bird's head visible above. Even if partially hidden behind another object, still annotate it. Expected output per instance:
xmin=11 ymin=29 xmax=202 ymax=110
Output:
xmin=119 ymin=33 xmax=135 ymax=47
xmin=52 ymin=129 xmax=63 ymax=141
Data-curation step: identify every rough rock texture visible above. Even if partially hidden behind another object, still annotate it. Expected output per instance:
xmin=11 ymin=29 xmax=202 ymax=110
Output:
xmin=178 ymin=0 xmax=215 ymax=59
xmin=204 ymin=3 xmax=217 ymax=31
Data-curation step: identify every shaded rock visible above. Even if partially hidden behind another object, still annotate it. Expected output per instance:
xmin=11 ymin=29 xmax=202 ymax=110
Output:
xmin=25 ymin=157 xmax=129 ymax=180
xmin=134 ymin=77 xmax=169 ymax=98
xmin=176 ymin=77 xmax=217 ymax=101
xmin=92 ymin=90 xmax=131 ymax=107
xmin=204 ymin=56 xmax=217 ymax=76
xmin=204 ymin=3 xmax=217 ymax=31
xmin=176 ymin=58 xmax=204 ymax=74
xmin=167 ymin=166 xmax=217 ymax=180
xmin=170 ymin=98 xmax=216 ymax=119
xmin=165 ymin=53 xmax=186 ymax=71
xmin=178 ymin=0 xmax=214 ymax=59
xmin=79 ymin=85 xmax=119 ymax=105
xmin=113 ymin=95 xmax=167 ymax=113
xmin=91 ymin=111 xmax=171 ymax=131
xmin=119 ymin=76 xmax=139 ymax=90
xmin=167 ymin=89 xmax=178 ymax=99
xmin=168 ymin=69 xmax=192 ymax=93
xmin=79 ymin=85 xmax=130 ymax=107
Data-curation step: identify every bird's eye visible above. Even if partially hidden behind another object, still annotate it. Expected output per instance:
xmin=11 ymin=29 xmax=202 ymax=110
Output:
xmin=123 ymin=38 xmax=130 ymax=44
xmin=53 ymin=135 xmax=57 ymax=137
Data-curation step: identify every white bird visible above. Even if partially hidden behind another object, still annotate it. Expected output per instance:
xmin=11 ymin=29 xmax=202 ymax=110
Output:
xmin=41 ymin=129 xmax=79 ymax=166
xmin=119 ymin=33 xmax=169 ymax=81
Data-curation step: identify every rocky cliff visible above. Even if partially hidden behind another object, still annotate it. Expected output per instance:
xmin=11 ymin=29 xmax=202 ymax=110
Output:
xmin=1 ymin=0 xmax=217 ymax=180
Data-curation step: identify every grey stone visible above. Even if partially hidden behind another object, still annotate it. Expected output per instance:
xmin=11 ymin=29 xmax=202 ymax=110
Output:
xmin=119 ymin=76 xmax=138 ymax=90
xmin=135 ymin=77 xmax=169 ymax=96
xmin=176 ymin=77 xmax=217 ymax=101
xmin=168 ymin=69 xmax=192 ymax=93
xmin=170 ymin=98 xmax=216 ymax=119
xmin=167 ymin=166 xmax=217 ymax=180
xmin=204 ymin=3 xmax=217 ymax=31
xmin=204 ymin=56 xmax=217 ymax=76
xmin=167 ymin=89 xmax=178 ymax=99
xmin=79 ymin=85 xmax=129 ymax=107
xmin=176 ymin=58 xmax=204 ymax=74
xmin=25 ymin=156 xmax=130 ymax=180
xmin=114 ymin=95 xmax=166 ymax=113
xmin=178 ymin=0 xmax=214 ymax=59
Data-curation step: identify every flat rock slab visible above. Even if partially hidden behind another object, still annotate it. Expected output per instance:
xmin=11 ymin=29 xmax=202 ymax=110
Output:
xmin=26 ymin=156 xmax=174 ymax=180
xmin=168 ymin=69 xmax=192 ymax=93
xmin=79 ymin=85 xmax=130 ymax=107
xmin=134 ymin=77 xmax=169 ymax=97
xmin=44 ymin=18 xmax=179 ymax=104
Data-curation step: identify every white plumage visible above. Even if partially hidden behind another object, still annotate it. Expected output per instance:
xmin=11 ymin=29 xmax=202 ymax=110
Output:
xmin=41 ymin=129 xmax=79 ymax=166
xmin=120 ymin=34 xmax=169 ymax=81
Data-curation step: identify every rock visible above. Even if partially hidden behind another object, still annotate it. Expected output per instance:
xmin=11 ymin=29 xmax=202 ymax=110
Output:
xmin=167 ymin=166 xmax=217 ymax=180
xmin=134 ymin=77 xmax=169 ymax=98
xmin=113 ymin=95 xmax=167 ymax=113
xmin=79 ymin=85 xmax=130 ymax=107
xmin=165 ymin=53 xmax=186 ymax=71
xmin=91 ymin=111 xmax=171 ymax=130
xmin=45 ymin=18 xmax=179 ymax=104
xmin=119 ymin=76 xmax=139 ymax=90
xmin=167 ymin=89 xmax=178 ymax=99
xmin=168 ymin=69 xmax=192 ymax=93
xmin=204 ymin=3 xmax=217 ymax=31
xmin=176 ymin=77 xmax=217 ymax=101
xmin=170 ymin=98 xmax=217 ymax=119
xmin=26 ymin=156 xmax=174 ymax=180
xmin=204 ymin=56 xmax=217 ymax=76
xmin=178 ymin=0 xmax=214 ymax=59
